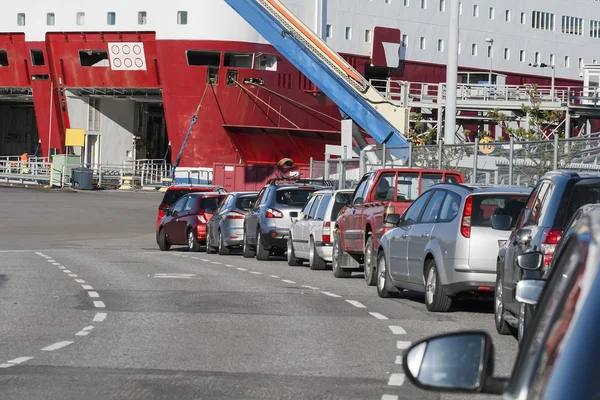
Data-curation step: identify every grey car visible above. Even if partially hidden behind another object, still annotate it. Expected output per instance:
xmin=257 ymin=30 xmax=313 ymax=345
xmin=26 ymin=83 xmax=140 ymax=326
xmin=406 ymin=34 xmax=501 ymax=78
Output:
xmin=243 ymin=178 xmax=333 ymax=261
xmin=376 ymin=184 xmax=531 ymax=312
xmin=206 ymin=191 xmax=259 ymax=255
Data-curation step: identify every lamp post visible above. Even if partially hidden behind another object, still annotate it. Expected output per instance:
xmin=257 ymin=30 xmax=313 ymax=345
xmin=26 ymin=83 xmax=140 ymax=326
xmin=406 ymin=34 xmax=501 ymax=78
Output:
xmin=529 ymin=62 xmax=555 ymax=101
xmin=444 ymin=0 xmax=460 ymax=145
xmin=485 ymin=38 xmax=494 ymax=85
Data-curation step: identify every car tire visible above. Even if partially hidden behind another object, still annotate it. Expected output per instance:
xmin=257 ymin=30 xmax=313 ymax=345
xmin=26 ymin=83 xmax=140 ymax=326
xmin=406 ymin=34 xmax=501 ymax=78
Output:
xmin=158 ymin=228 xmax=171 ymax=251
xmin=218 ymin=230 xmax=230 ymax=256
xmin=363 ymin=235 xmax=377 ymax=286
xmin=309 ymin=238 xmax=327 ymax=271
xmin=494 ymin=272 xmax=513 ymax=335
xmin=287 ymin=236 xmax=302 ymax=266
xmin=424 ymin=259 xmax=452 ymax=312
xmin=256 ymin=231 xmax=270 ymax=261
xmin=376 ymin=251 xmax=401 ymax=298
xmin=188 ymin=230 xmax=201 ymax=252
xmin=205 ymin=230 xmax=216 ymax=254
xmin=332 ymin=230 xmax=352 ymax=278
xmin=518 ymin=302 xmax=533 ymax=345
xmin=242 ymin=229 xmax=256 ymax=258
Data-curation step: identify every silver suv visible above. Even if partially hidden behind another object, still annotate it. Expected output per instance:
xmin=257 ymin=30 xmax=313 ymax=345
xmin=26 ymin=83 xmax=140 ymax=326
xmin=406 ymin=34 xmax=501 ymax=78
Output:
xmin=243 ymin=178 xmax=333 ymax=261
xmin=376 ymin=184 xmax=531 ymax=312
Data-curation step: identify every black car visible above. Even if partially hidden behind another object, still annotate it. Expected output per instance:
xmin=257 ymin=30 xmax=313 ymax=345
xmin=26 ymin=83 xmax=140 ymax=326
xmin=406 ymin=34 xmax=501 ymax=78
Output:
xmin=401 ymin=206 xmax=600 ymax=400
xmin=492 ymin=171 xmax=600 ymax=342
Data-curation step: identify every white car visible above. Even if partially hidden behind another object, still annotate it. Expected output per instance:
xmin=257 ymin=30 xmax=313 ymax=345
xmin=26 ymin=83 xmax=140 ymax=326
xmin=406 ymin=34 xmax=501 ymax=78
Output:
xmin=287 ymin=189 xmax=354 ymax=270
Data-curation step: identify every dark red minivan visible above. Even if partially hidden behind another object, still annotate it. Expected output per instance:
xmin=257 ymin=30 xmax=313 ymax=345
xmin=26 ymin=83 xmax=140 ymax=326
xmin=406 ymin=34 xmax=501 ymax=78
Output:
xmin=157 ymin=192 xmax=226 ymax=252
xmin=156 ymin=184 xmax=226 ymax=230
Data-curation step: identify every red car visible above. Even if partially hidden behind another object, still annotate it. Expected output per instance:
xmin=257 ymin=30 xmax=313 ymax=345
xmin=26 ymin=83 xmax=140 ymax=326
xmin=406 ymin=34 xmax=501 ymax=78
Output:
xmin=156 ymin=184 xmax=226 ymax=230
xmin=157 ymin=192 xmax=226 ymax=252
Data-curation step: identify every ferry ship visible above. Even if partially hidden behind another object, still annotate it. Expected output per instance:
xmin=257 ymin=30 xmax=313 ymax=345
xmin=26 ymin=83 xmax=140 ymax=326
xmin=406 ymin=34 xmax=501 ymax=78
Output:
xmin=0 ymin=0 xmax=597 ymax=170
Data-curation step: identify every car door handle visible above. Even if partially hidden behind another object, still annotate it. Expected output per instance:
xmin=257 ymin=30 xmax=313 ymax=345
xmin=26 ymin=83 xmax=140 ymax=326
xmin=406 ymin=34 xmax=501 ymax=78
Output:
xmin=401 ymin=233 xmax=408 ymax=239
xmin=421 ymin=232 xmax=429 ymax=238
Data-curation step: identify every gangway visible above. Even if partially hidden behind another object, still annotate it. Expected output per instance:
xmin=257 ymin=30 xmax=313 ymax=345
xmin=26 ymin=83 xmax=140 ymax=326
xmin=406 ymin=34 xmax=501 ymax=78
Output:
xmin=223 ymin=0 xmax=410 ymax=151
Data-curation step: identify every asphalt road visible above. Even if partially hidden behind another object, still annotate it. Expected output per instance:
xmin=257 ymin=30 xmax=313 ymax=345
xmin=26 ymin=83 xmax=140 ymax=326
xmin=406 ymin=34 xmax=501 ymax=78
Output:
xmin=0 ymin=187 xmax=519 ymax=400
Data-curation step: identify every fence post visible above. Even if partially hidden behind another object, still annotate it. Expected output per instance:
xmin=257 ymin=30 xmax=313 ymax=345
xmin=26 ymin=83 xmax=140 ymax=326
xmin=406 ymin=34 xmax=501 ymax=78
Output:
xmin=338 ymin=159 xmax=343 ymax=189
xmin=508 ymin=136 xmax=514 ymax=186
xmin=553 ymin=134 xmax=559 ymax=170
xmin=437 ymin=140 xmax=443 ymax=170
xmin=309 ymin=157 xmax=313 ymax=179
xmin=324 ymin=152 xmax=330 ymax=180
xmin=359 ymin=150 xmax=366 ymax=177
xmin=382 ymin=143 xmax=387 ymax=168
xmin=408 ymin=142 xmax=413 ymax=168
xmin=472 ymin=138 xmax=479 ymax=184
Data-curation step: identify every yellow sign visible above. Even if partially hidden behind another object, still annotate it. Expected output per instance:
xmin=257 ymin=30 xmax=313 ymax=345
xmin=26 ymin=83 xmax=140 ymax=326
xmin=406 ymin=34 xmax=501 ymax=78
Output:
xmin=65 ymin=129 xmax=85 ymax=147
xmin=479 ymin=136 xmax=495 ymax=155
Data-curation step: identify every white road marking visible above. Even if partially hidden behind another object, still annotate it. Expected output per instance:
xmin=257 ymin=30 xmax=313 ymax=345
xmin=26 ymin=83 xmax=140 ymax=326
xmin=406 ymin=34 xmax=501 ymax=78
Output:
xmin=74 ymin=279 xmax=86 ymax=283
xmin=93 ymin=301 xmax=106 ymax=308
xmin=397 ymin=341 xmax=412 ymax=350
xmin=249 ymin=271 xmax=263 ymax=275
xmin=153 ymin=273 xmax=196 ymax=279
xmin=0 ymin=250 xmax=31 ymax=253
xmin=382 ymin=395 xmax=399 ymax=400
xmin=211 ymin=262 xmax=221 ymax=265
xmin=51 ymin=262 xmax=61 ymax=266
xmin=93 ymin=313 xmax=107 ymax=322
xmin=58 ymin=266 xmax=66 ymax=270
xmin=0 ymin=363 xmax=14 ymax=368
xmin=395 ymin=355 xmax=403 ymax=365
xmin=387 ymin=373 xmax=406 ymax=386
xmin=346 ymin=300 xmax=367 ymax=308
xmin=47 ymin=260 xmax=55 ymax=263
xmin=301 ymin=285 xmax=320 ymax=290
xmin=237 ymin=268 xmax=248 ymax=271
xmin=369 ymin=312 xmax=389 ymax=320
xmin=201 ymin=259 xmax=209 ymax=262
xmin=322 ymin=292 xmax=342 ymax=298
xmin=6 ymin=357 xmax=33 ymax=364
xmin=63 ymin=270 xmax=72 ymax=273
xmin=76 ymin=330 xmax=90 ymax=336
xmin=225 ymin=265 xmax=235 ymax=268
xmin=282 ymin=279 xmax=296 ymax=284
xmin=270 ymin=275 xmax=280 ymax=278
xmin=81 ymin=285 xmax=94 ymax=290
xmin=35 ymin=252 xmax=45 ymax=256
xmin=389 ymin=326 xmax=407 ymax=335
xmin=42 ymin=341 xmax=73 ymax=351
xmin=68 ymin=274 xmax=78 ymax=277
xmin=88 ymin=291 xmax=100 ymax=298
xmin=75 ymin=326 xmax=94 ymax=336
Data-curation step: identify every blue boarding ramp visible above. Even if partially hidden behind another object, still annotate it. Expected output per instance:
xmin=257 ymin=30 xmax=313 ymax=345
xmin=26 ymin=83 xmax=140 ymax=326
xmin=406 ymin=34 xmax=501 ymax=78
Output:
xmin=223 ymin=0 xmax=410 ymax=151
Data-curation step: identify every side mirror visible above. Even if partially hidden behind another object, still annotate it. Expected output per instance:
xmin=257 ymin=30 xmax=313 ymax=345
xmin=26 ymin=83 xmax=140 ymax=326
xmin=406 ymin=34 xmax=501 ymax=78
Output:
xmin=516 ymin=252 xmax=543 ymax=271
xmin=385 ymin=213 xmax=401 ymax=226
xmin=403 ymin=331 xmax=503 ymax=395
xmin=335 ymin=193 xmax=349 ymax=204
xmin=491 ymin=213 xmax=512 ymax=231
xmin=516 ymin=280 xmax=546 ymax=305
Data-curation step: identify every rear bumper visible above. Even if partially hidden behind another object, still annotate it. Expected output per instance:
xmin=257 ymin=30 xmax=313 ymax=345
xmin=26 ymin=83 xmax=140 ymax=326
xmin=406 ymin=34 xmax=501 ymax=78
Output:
xmin=316 ymin=242 xmax=333 ymax=262
xmin=443 ymin=271 xmax=496 ymax=296
xmin=222 ymin=225 xmax=244 ymax=247
xmin=262 ymin=228 xmax=289 ymax=250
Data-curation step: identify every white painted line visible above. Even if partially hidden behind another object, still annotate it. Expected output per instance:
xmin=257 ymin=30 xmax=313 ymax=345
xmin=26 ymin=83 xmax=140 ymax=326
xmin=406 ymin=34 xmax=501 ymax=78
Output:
xmin=301 ymin=285 xmax=320 ymax=290
xmin=153 ymin=273 xmax=196 ymax=279
xmin=211 ymin=262 xmax=221 ymax=265
xmin=369 ymin=312 xmax=389 ymax=320
xmin=389 ymin=326 xmax=407 ymax=335
xmin=74 ymin=279 xmax=86 ymax=283
xmin=225 ymin=264 xmax=235 ymax=268
xmin=35 ymin=252 xmax=44 ymax=256
xmin=397 ymin=341 xmax=412 ymax=350
xmin=82 ymin=326 xmax=94 ymax=331
xmin=75 ymin=327 xmax=94 ymax=337
xmin=63 ymin=270 xmax=72 ymax=274
xmin=322 ymin=291 xmax=342 ymax=298
xmin=237 ymin=268 xmax=248 ymax=271
xmin=68 ymin=274 xmax=78 ymax=277
xmin=382 ymin=395 xmax=399 ymax=400
xmin=387 ymin=373 xmax=406 ymax=386
xmin=201 ymin=259 xmax=209 ymax=262
xmin=6 ymin=357 xmax=33 ymax=364
xmin=395 ymin=355 xmax=403 ymax=365
xmin=249 ymin=271 xmax=263 ymax=275
xmin=58 ymin=266 xmax=66 ymax=270
xmin=93 ymin=301 xmax=106 ymax=308
xmin=346 ymin=300 xmax=367 ymax=308
xmin=269 ymin=275 xmax=280 ymax=278
xmin=76 ymin=330 xmax=90 ymax=336
xmin=93 ymin=313 xmax=107 ymax=322
xmin=81 ymin=285 xmax=93 ymax=290
xmin=51 ymin=262 xmax=61 ymax=266
xmin=0 ymin=363 xmax=14 ymax=368
xmin=282 ymin=279 xmax=296 ymax=284
xmin=88 ymin=291 xmax=100 ymax=298
xmin=42 ymin=341 xmax=73 ymax=351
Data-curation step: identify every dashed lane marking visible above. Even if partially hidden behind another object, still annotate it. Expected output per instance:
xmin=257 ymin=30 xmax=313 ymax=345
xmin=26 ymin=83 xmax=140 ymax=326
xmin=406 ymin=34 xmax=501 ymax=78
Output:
xmin=270 ymin=275 xmax=280 ymax=278
xmin=249 ymin=271 xmax=263 ymax=275
xmin=93 ymin=313 xmax=107 ymax=322
xmin=397 ymin=341 xmax=411 ymax=350
xmin=389 ymin=326 xmax=407 ymax=335
xmin=6 ymin=357 xmax=33 ymax=365
xmin=282 ymin=279 xmax=296 ymax=284
xmin=88 ymin=291 xmax=100 ymax=298
xmin=301 ymin=285 xmax=320 ymax=290
xmin=369 ymin=312 xmax=389 ymax=320
xmin=201 ymin=259 xmax=210 ymax=262
xmin=0 ymin=363 xmax=14 ymax=368
xmin=63 ymin=270 xmax=72 ymax=274
xmin=237 ymin=268 xmax=248 ymax=271
xmin=382 ymin=395 xmax=399 ymax=400
xmin=74 ymin=279 xmax=86 ymax=283
xmin=153 ymin=273 xmax=196 ymax=279
xmin=322 ymin=292 xmax=342 ymax=298
xmin=345 ymin=300 xmax=367 ymax=308
xmin=93 ymin=301 xmax=106 ymax=308
xmin=81 ymin=285 xmax=94 ymax=290
xmin=68 ymin=274 xmax=78 ymax=277
xmin=58 ymin=266 xmax=66 ymax=270
xmin=395 ymin=355 xmax=403 ymax=365
xmin=387 ymin=373 xmax=405 ymax=386
xmin=42 ymin=341 xmax=73 ymax=351
xmin=211 ymin=262 xmax=222 ymax=265
xmin=225 ymin=265 xmax=235 ymax=268
xmin=76 ymin=326 xmax=95 ymax=336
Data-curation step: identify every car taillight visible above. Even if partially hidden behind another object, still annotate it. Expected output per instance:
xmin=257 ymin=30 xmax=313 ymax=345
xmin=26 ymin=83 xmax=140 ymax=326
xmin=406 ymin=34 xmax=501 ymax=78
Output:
xmin=322 ymin=221 xmax=331 ymax=243
xmin=461 ymin=195 xmax=473 ymax=238
xmin=266 ymin=208 xmax=284 ymax=218
xmin=541 ymin=228 xmax=562 ymax=266
xmin=197 ymin=213 xmax=208 ymax=224
xmin=226 ymin=211 xmax=245 ymax=220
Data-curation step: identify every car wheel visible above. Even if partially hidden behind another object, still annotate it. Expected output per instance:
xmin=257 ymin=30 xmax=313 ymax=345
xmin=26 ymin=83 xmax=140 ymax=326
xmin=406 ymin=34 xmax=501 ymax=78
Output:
xmin=205 ymin=230 xmax=216 ymax=254
xmin=376 ymin=251 xmax=401 ymax=298
xmin=363 ymin=235 xmax=377 ymax=286
xmin=256 ymin=231 xmax=270 ymax=261
xmin=309 ymin=238 xmax=327 ymax=270
xmin=188 ymin=230 xmax=201 ymax=252
xmin=242 ymin=229 xmax=256 ymax=258
xmin=424 ymin=259 xmax=452 ymax=312
xmin=494 ymin=272 xmax=513 ymax=335
xmin=287 ymin=236 xmax=302 ymax=266
xmin=158 ymin=228 xmax=171 ymax=251
xmin=332 ymin=230 xmax=352 ymax=278
xmin=218 ymin=230 xmax=230 ymax=256
xmin=518 ymin=302 xmax=533 ymax=345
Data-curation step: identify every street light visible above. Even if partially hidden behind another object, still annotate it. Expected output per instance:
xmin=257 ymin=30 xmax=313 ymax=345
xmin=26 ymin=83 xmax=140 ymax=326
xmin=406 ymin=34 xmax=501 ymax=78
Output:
xmin=529 ymin=62 xmax=556 ymax=101
xmin=485 ymin=38 xmax=494 ymax=85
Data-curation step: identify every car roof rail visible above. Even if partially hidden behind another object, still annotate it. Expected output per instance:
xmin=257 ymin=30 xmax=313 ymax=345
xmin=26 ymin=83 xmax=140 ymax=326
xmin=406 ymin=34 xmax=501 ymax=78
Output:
xmin=266 ymin=174 xmax=335 ymax=187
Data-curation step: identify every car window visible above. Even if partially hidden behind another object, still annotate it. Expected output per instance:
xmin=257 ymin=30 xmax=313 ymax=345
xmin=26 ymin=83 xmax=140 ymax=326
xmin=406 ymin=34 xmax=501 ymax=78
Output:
xmin=255 ymin=188 xmax=266 ymax=206
xmin=352 ymin=174 xmax=371 ymax=205
xmin=236 ymin=194 xmax=257 ymax=211
xmin=422 ymin=173 xmax=444 ymax=193
xmin=171 ymin=195 xmax=188 ymax=213
xmin=438 ymin=191 xmax=462 ymax=222
xmin=218 ymin=195 xmax=233 ymax=212
xmin=374 ymin=173 xmax=396 ymax=201
xmin=260 ymin=187 xmax=273 ymax=206
xmin=316 ymin=194 xmax=332 ymax=221
xmin=200 ymin=197 xmax=222 ymax=213
xmin=397 ymin=173 xmax=420 ymax=201
xmin=472 ymin=194 xmax=528 ymax=228
xmin=162 ymin=190 xmax=192 ymax=207
xmin=525 ymin=182 xmax=551 ymax=227
xmin=420 ymin=190 xmax=447 ymax=223
xmin=561 ymin=179 xmax=600 ymax=228
xmin=308 ymin=195 xmax=321 ymax=219
xmin=275 ymin=188 xmax=315 ymax=206
xmin=183 ymin=196 xmax=196 ymax=212
xmin=330 ymin=192 xmax=352 ymax=221
xmin=301 ymin=196 xmax=316 ymax=217
xmin=402 ymin=191 xmax=433 ymax=225
xmin=445 ymin=174 xmax=461 ymax=184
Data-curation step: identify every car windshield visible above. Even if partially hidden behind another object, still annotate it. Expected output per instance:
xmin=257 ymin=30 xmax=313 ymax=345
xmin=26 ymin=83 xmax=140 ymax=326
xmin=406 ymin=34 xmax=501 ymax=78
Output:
xmin=472 ymin=194 xmax=528 ymax=228
xmin=562 ymin=179 xmax=600 ymax=228
xmin=200 ymin=197 xmax=223 ymax=213
xmin=275 ymin=189 xmax=315 ymax=205
xmin=236 ymin=195 xmax=257 ymax=211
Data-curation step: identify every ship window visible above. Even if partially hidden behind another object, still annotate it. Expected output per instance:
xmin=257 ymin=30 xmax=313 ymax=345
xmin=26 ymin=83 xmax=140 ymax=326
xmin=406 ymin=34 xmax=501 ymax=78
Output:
xmin=77 ymin=12 xmax=85 ymax=26
xmin=420 ymin=0 xmax=427 ymax=9
xmin=549 ymin=53 xmax=555 ymax=66
xmin=532 ymin=11 xmax=555 ymax=31
xmin=489 ymin=7 xmax=494 ymax=20
xmin=419 ymin=37 xmax=426 ymax=50
xmin=138 ymin=11 xmax=147 ymax=25
xmin=224 ymin=52 xmax=253 ymax=68
xmin=255 ymin=53 xmax=278 ymax=71
xmin=504 ymin=48 xmax=510 ymax=60
xmin=520 ymin=50 xmax=525 ymax=62
xmin=0 ymin=50 xmax=8 ymax=67
xmin=79 ymin=50 xmax=109 ymax=67
xmin=439 ymin=0 xmax=445 ymax=12
xmin=177 ymin=11 xmax=188 ymax=25
xmin=459 ymin=2 xmax=462 ymax=15
xmin=47 ymin=13 xmax=55 ymax=26
xmin=487 ymin=45 xmax=493 ymax=58
xmin=505 ymin=10 xmax=510 ymax=22
xmin=345 ymin=27 xmax=352 ymax=40
xmin=17 ymin=13 xmax=25 ymax=26
xmin=107 ymin=12 xmax=116 ymax=25
xmin=404 ymin=0 xmax=409 ymax=6
xmin=186 ymin=50 xmax=221 ymax=66
xmin=591 ymin=20 xmax=600 ymax=38
xmin=326 ymin=24 xmax=332 ymax=38
xmin=579 ymin=58 xmax=583 ymax=69
xmin=365 ymin=29 xmax=372 ymax=43
xmin=535 ymin=52 xmax=541 ymax=64
xmin=562 ymin=15 xmax=584 ymax=36
xmin=565 ymin=56 xmax=570 ymax=67
xmin=471 ymin=43 xmax=477 ymax=56
xmin=401 ymin=34 xmax=408 ymax=47
xmin=30 ymin=50 xmax=45 ymax=66
xmin=437 ymin=39 xmax=444 ymax=52
xmin=473 ymin=5 xmax=479 ymax=17
xmin=521 ymin=12 xmax=526 ymax=24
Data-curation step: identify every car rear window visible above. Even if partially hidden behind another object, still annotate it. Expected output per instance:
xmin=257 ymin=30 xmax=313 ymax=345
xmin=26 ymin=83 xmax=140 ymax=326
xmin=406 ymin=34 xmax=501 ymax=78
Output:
xmin=200 ymin=197 xmax=224 ymax=213
xmin=275 ymin=189 xmax=315 ymax=206
xmin=562 ymin=179 xmax=600 ymax=228
xmin=330 ymin=192 xmax=353 ymax=220
xmin=236 ymin=195 xmax=257 ymax=211
xmin=472 ymin=194 xmax=528 ymax=228
xmin=162 ymin=188 xmax=214 ymax=206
